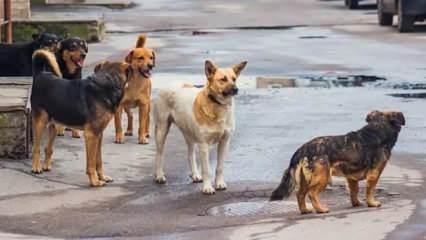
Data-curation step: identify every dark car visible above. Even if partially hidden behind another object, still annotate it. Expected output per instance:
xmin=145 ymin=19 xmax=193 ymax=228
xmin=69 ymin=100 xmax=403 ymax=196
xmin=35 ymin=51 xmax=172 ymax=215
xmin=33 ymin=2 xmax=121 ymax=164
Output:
xmin=378 ymin=0 xmax=426 ymax=32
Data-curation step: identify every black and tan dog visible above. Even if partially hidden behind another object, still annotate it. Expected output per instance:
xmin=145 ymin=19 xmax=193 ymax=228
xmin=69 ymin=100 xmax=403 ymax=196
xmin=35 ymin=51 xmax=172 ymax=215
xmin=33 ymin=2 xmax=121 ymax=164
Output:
xmin=0 ymin=33 xmax=59 ymax=76
xmin=54 ymin=37 xmax=89 ymax=138
xmin=31 ymin=49 xmax=130 ymax=187
xmin=270 ymin=111 xmax=405 ymax=214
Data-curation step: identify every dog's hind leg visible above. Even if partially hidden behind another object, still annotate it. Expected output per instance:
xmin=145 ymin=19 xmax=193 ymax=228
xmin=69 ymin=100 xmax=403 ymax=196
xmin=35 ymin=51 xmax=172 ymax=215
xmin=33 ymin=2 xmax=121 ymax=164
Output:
xmin=32 ymin=110 xmax=49 ymax=174
xmin=114 ymin=106 xmax=125 ymax=144
xmin=215 ymin=134 xmax=230 ymax=191
xmin=43 ymin=123 xmax=57 ymax=171
xmin=56 ymin=124 xmax=65 ymax=136
xmin=307 ymin=156 xmax=330 ymax=214
xmin=138 ymin=102 xmax=149 ymax=145
xmin=124 ymin=107 xmax=133 ymax=136
xmin=366 ymin=160 xmax=387 ymax=207
xmin=154 ymin=120 xmax=171 ymax=184
xmin=184 ymin=136 xmax=202 ymax=183
xmin=200 ymin=143 xmax=215 ymax=195
xmin=96 ymin=132 xmax=113 ymax=183
xmin=71 ymin=129 xmax=80 ymax=138
xmin=347 ymin=178 xmax=362 ymax=207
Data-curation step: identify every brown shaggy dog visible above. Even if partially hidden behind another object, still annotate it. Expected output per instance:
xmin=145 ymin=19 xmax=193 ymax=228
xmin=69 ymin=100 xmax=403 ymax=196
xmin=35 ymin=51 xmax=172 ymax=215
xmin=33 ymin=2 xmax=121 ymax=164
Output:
xmin=114 ymin=34 xmax=155 ymax=144
xmin=270 ymin=111 xmax=405 ymax=214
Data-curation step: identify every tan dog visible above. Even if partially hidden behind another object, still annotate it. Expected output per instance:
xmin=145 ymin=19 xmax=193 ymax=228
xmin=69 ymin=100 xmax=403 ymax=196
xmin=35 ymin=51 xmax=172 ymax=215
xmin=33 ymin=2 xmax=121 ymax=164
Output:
xmin=154 ymin=60 xmax=247 ymax=194
xmin=114 ymin=34 xmax=155 ymax=144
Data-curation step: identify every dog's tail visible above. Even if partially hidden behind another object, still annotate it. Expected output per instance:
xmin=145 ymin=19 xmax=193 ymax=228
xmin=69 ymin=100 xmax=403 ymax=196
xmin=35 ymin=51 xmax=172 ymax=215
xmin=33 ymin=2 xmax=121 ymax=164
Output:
xmin=32 ymin=49 xmax=62 ymax=78
xmin=136 ymin=34 xmax=147 ymax=48
xmin=270 ymin=152 xmax=308 ymax=201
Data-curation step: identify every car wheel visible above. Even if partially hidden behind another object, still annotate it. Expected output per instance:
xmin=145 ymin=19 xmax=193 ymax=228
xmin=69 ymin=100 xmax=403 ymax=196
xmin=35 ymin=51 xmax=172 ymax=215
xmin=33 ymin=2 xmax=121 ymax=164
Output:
xmin=347 ymin=0 xmax=359 ymax=9
xmin=397 ymin=1 xmax=414 ymax=32
xmin=378 ymin=0 xmax=393 ymax=26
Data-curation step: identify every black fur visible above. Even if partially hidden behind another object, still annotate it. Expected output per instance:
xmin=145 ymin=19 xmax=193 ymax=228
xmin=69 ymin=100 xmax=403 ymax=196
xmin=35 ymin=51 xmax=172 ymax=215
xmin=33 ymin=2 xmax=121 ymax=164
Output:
xmin=0 ymin=33 xmax=59 ymax=76
xmin=31 ymin=51 xmax=128 ymax=127
xmin=270 ymin=112 xmax=404 ymax=201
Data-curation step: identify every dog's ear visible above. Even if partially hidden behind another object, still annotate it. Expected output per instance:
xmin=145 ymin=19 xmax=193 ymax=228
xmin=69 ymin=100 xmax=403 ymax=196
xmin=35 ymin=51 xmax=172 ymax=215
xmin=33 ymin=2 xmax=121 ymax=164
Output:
xmin=366 ymin=110 xmax=382 ymax=123
xmin=389 ymin=112 xmax=406 ymax=126
xmin=83 ymin=40 xmax=88 ymax=53
xmin=32 ymin=33 xmax=40 ymax=40
xmin=232 ymin=61 xmax=247 ymax=77
xmin=125 ymin=50 xmax=134 ymax=63
xmin=136 ymin=34 xmax=147 ymax=48
xmin=205 ymin=60 xmax=217 ymax=80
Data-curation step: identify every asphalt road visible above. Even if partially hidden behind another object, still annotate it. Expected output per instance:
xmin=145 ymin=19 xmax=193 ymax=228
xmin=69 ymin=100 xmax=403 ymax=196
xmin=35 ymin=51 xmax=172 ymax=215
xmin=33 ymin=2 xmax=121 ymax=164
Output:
xmin=1 ymin=0 xmax=426 ymax=239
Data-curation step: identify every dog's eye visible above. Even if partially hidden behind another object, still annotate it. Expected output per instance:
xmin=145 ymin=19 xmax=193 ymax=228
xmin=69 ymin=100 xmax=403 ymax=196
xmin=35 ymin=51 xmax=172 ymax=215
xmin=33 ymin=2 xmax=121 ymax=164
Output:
xmin=139 ymin=56 xmax=145 ymax=60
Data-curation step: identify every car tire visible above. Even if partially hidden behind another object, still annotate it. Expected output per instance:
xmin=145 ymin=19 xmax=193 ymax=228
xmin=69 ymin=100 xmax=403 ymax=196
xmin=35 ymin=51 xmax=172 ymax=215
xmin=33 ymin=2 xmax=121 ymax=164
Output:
xmin=347 ymin=0 xmax=359 ymax=9
xmin=397 ymin=1 xmax=414 ymax=32
xmin=378 ymin=0 xmax=393 ymax=26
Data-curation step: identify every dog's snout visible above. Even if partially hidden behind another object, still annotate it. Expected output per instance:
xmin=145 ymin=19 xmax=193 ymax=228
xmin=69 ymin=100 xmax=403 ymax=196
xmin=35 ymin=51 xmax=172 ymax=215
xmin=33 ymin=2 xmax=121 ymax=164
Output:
xmin=148 ymin=64 xmax=154 ymax=70
xmin=232 ymin=87 xmax=239 ymax=95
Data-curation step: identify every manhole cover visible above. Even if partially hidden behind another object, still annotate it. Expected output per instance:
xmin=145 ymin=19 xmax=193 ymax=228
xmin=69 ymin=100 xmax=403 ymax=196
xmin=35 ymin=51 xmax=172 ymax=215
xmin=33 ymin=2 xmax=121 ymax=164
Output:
xmin=206 ymin=200 xmax=298 ymax=217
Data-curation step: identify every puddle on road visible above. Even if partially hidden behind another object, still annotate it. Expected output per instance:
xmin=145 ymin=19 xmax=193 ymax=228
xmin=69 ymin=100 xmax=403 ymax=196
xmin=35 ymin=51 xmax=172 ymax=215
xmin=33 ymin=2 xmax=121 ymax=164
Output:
xmin=388 ymin=92 xmax=426 ymax=99
xmin=206 ymin=200 xmax=298 ymax=217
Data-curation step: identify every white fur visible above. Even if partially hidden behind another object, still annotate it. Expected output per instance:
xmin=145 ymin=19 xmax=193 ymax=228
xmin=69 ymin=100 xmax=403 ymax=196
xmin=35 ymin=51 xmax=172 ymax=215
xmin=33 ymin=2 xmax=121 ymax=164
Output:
xmin=153 ymin=87 xmax=235 ymax=194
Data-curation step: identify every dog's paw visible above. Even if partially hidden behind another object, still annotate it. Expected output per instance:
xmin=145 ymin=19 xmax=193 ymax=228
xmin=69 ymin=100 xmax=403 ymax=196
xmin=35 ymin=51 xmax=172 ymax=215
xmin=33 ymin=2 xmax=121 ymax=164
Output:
xmin=145 ymin=133 xmax=150 ymax=138
xmin=190 ymin=173 xmax=203 ymax=183
xmin=300 ymin=208 xmax=314 ymax=215
xmin=71 ymin=131 xmax=81 ymax=138
xmin=125 ymin=131 xmax=133 ymax=136
xmin=56 ymin=132 xmax=65 ymax=137
xmin=31 ymin=167 xmax=43 ymax=174
xmin=351 ymin=200 xmax=363 ymax=207
xmin=114 ymin=134 xmax=124 ymax=144
xmin=367 ymin=200 xmax=382 ymax=208
xmin=215 ymin=181 xmax=227 ymax=191
xmin=90 ymin=180 xmax=106 ymax=187
xmin=202 ymin=185 xmax=216 ymax=195
xmin=315 ymin=207 xmax=330 ymax=214
xmin=138 ymin=138 xmax=149 ymax=145
xmin=42 ymin=163 xmax=52 ymax=172
xmin=154 ymin=175 xmax=167 ymax=184
xmin=99 ymin=175 xmax=113 ymax=183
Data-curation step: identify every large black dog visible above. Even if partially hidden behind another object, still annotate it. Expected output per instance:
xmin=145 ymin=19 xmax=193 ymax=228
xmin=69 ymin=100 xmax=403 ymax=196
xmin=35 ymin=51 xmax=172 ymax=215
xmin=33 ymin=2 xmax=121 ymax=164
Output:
xmin=31 ymin=49 xmax=130 ymax=187
xmin=0 ymin=33 xmax=60 ymax=76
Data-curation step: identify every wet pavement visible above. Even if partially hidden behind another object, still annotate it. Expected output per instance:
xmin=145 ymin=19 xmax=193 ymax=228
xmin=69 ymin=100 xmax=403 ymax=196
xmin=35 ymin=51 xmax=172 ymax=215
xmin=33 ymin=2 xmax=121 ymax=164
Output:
xmin=2 ymin=0 xmax=426 ymax=239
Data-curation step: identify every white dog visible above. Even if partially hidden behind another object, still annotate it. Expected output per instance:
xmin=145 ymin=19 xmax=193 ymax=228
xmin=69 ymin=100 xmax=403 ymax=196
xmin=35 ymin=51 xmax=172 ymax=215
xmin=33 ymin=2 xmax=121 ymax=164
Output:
xmin=153 ymin=60 xmax=247 ymax=194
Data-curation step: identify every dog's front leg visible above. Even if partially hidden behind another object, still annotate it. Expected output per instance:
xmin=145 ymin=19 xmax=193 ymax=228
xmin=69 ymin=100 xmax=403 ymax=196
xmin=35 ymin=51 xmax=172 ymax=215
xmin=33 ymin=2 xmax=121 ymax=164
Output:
xmin=215 ymin=135 xmax=230 ymax=191
xmin=96 ymin=132 xmax=113 ymax=183
xmin=366 ymin=161 xmax=387 ymax=207
xmin=200 ymin=143 xmax=215 ymax=194
xmin=138 ymin=102 xmax=149 ymax=144
xmin=114 ymin=106 xmax=125 ymax=144
xmin=31 ymin=111 xmax=49 ymax=174
xmin=185 ymin=137 xmax=202 ymax=183
xmin=84 ymin=130 xmax=105 ymax=187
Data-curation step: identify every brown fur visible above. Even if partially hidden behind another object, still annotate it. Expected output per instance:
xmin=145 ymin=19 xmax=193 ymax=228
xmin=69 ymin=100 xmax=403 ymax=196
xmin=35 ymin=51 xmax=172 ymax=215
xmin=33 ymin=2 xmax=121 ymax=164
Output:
xmin=270 ymin=111 xmax=405 ymax=214
xmin=114 ymin=34 xmax=155 ymax=144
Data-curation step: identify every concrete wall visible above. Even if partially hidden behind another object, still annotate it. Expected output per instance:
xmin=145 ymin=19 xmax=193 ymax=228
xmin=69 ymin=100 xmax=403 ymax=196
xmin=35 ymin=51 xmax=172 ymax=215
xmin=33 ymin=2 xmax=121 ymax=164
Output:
xmin=0 ymin=0 xmax=31 ymax=20
xmin=0 ymin=2 xmax=4 ymax=20
xmin=13 ymin=0 xmax=31 ymax=19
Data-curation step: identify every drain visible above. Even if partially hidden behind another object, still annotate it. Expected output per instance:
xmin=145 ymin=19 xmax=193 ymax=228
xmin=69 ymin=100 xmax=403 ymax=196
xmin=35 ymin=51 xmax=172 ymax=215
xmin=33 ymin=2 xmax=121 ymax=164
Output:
xmin=206 ymin=200 xmax=298 ymax=217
